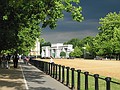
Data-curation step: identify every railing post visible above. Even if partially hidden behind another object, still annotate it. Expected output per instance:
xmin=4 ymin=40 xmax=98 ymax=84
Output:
xmin=105 ymin=77 xmax=111 ymax=90
xmin=53 ymin=63 xmax=55 ymax=78
xmin=39 ymin=61 xmax=41 ymax=70
xmin=84 ymin=72 xmax=89 ymax=90
xmin=37 ymin=61 xmax=39 ymax=68
xmin=77 ymin=70 xmax=81 ymax=90
xmin=33 ymin=60 xmax=36 ymax=66
xmin=71 ymin=68 xmax=75 ymax=90
xmin=50 ymin=63 xmax=53 ymax=76
xmin=55 ymin=64 xmax=58 ymax=79
xmin=48 ymin=63 xmax=50 ymax=75
xmin=59 ymin=65 xmax=61 ymax=82
xmin=45 ymin=62 xmax=48 ymax=74
xmin=43 ymin=62 xmax=46 ymax=72
xmin=94 ymin=74 xmax=99 ymax=90
xmin=62 ymin=66 xmax=65 ymax=83
xmin=66 ymin=67 xmax=70 ymax=86
xmin=41 ymin=61 xmax=44 ymax=71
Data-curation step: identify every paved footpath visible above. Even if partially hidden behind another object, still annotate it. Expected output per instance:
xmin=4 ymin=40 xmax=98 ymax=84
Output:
xmin=0 ymin=60 xmax=71 ymax=90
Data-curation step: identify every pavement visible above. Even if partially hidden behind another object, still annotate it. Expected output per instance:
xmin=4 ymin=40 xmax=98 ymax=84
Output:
xmin=0 ymin=60 xmax=71 ymax=90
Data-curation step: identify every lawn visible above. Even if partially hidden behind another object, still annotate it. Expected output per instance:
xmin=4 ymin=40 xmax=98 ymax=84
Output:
xmin=38 ymin=58 xmax=120 ymax=80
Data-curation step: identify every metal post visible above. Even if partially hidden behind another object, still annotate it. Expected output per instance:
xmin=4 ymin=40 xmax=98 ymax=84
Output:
xmin=77 ymin=70 xmax=81 ymax=90
xmin=66 ymin=67 xmax=70 ymax=86
xmin=43 ymin=62 xmax=46 ymax=72
xmin=84 ymin=72 xmax=89 ymax=90
xmin=71 ymin=68 xmax=75 ymax=90
xmin=94 ymin=74 xmax=99 ymax=90
xmin=45 ymin=62 xmax=48 ymax=74
xmin=62 ymin=66 xmax=65 ymax=83
xmin=105 ymin=77 xmax=111 ymax=90
xmin=55 ymin=64 xmax=58 ymax=79
xmin=49 ymin=63 xmax=50 ymax=75
xmin=53 ymin=63 xmax=55 ymax=78
xmin=51 ymin=63 xmax=53 ymax=76
xmin=59 ymin=65 xmax=61 ymax=82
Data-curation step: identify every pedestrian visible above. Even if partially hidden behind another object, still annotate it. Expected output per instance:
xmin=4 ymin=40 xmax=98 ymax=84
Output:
xmin=50 ymin=56 xmax=55 ymax=73
xmin=25 ymin=56 xmax=29 ymax=65
xmin=13 ymin=54 xmax=19 ymax=68
xmin=0 ymin=55 xmax=2 ymax=68
xmin=6 ymin=53 xmax=11 ymax=69
xmin=1 ymin=54 xmax=7 ymax=69
xmin=50 ymin=56 xmax=54 ymax=63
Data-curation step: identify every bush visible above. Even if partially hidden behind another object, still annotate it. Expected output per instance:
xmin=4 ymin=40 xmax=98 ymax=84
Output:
xmin=60 ymin=51 xmax=66 ymax=58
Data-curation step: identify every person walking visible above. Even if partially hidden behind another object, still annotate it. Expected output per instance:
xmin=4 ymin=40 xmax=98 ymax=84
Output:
xmin=1 ymin=54 xmax=7 ymax=68
xmin=50 ymin=56 xmax=54 ymax=63
xmin=6 ymin=53 xmax=11 ymax=69
xmin=13 ymin=54 xmax=19 ymax=68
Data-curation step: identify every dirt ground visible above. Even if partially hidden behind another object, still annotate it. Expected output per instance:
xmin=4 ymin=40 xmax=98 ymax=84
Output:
xmin=38 ymin=58 xmax=120 ymax=81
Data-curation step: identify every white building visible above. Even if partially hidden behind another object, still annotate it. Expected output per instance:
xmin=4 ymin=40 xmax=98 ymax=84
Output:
xmin=30 ymin=39 xmax=40 ymax=57
xmin=41 ymin=43 xmax=74 ymax=58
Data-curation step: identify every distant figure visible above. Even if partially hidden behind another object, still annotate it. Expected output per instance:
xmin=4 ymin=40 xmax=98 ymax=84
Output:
xmin=23 ymin=56 xmax=29 ymax=65
xmin=7 ymin=53 xmax=11 ymax=62
xmin=13 ymin=54 xmax=19 ymax=68
xmin=6 ymin=53 xmax=11 ymax=69
xmin=0 ymin=55 xmax=2 ymax=68
xmin=50 ymin=56 xmax=54 ymax=63
xmin=1 ymin=54 xmax=6 ymax=68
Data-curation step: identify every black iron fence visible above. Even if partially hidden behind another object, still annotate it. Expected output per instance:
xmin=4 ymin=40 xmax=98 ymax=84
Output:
xmin=29 ymin=59 xmax=120 ymax=90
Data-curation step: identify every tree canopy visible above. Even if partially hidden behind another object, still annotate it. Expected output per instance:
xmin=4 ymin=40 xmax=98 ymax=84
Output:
xmin=93 ymin=12 xmax=120 ymax=59
xmin=0 ymin=0 xmax=84 ymax=54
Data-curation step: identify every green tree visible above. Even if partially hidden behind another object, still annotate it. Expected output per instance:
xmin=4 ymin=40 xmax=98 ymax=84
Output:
xmin=69 ymin=51 xmax=75 ymax=57
xmin=60 ymin=51 xmax=66 ymax=58
xmin=93 ymin=12 xmax=120 ymax=59
xmin=71 ymin=46 xmax=82 ymax=58
xmin=0 ymin=0 xmax=84 ymax=54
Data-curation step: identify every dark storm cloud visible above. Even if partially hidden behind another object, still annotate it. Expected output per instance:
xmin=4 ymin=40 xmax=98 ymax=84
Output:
xmin=41 ymin=0 xmax=120 ymax=43
xmin=80 ymin=0 xmax=120 ymax=19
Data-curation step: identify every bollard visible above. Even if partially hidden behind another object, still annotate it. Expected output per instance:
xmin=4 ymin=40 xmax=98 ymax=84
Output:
xmin=105 ymin=77 xmax=111 ymax=90
xmin=77 ymin=70 xmax=81 ymax=90
xmin=59 ymin=65 xmax=61 ymax=82
xmin=71 ymin=68 xmax=75 ymax=90
xmin=66 ymin=67 xmax=70 ymax=86
xmin=84 ymin=72 xmax=89 ymax=90
xmin=94 ymin=74 xmax=99 ymax=90
xmin=62 ymin=66 xmax=65 ymax=83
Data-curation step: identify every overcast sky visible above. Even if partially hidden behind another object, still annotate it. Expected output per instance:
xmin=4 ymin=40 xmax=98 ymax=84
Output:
xmin=41 ymin=0 xmax=120 ymax=43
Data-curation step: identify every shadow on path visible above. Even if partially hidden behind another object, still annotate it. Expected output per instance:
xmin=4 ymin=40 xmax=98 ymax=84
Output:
xmin=0 ymin=63 xmax=25 ymax=90
xmin=21 ymin=63 xmax=70 ymax=90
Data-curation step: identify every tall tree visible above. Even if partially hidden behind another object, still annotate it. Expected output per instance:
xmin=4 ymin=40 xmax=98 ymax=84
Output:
xmin=0 ymin=0 xmax=84 ymax=54
xmin=93 ymin=12 xmax=120 ymax=59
